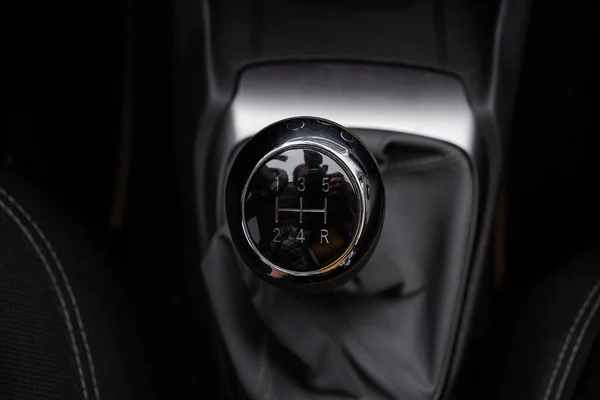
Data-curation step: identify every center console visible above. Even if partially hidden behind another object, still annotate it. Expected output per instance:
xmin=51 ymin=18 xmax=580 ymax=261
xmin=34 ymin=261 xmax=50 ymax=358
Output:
xmin=174 ymin=0 xmax=533 ymax=398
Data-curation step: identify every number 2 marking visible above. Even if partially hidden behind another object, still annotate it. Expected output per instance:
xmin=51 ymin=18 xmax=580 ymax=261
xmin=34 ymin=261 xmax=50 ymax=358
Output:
xmin=273 ymin=228 xmax=281 ymax=242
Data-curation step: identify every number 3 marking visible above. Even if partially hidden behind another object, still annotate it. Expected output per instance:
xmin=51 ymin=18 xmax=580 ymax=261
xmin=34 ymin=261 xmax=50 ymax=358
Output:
xmin=297 ymin=177 xmax=305 ymax=191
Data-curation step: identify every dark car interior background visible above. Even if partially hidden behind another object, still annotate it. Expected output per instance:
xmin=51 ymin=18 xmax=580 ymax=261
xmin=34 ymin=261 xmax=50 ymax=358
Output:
xmin=2 ymin=0 xmax=598 ymax=399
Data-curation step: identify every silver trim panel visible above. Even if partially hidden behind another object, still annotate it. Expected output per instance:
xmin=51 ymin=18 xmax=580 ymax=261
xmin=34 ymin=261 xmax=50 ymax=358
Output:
xmin=225 ymin=63 xmax=476 ymax=156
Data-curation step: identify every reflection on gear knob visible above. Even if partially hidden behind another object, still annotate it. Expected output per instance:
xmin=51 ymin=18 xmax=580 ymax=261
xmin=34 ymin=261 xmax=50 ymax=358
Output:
xmin=226 ymin=117 xmax=385 ymax=293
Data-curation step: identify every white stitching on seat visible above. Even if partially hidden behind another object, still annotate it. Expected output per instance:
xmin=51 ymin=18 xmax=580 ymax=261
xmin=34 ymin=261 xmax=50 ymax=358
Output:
xmin=542 ymin=280 xmax=600 ymax=400
xmin=0 ymin=187 xmax=100 ymax=400
xmin=554 ymin=284 xmax=600 ymax=400
xmin=0 ymin=196 xmax=89 ymax=400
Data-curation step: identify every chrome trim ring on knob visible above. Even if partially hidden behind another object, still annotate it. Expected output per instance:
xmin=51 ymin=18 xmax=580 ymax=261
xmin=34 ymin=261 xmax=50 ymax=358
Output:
xmin=226 ymin=116 xmax=385 ymax=293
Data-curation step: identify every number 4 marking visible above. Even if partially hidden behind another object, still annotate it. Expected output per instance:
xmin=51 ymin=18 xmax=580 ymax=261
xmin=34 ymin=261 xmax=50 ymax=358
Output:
xmin=296 ymin=229 xmax=305 ymax=243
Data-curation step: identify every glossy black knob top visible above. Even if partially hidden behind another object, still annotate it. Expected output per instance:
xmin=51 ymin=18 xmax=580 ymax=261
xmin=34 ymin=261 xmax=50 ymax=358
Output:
xmin=226 ymin=117 xmax=385 ymax=293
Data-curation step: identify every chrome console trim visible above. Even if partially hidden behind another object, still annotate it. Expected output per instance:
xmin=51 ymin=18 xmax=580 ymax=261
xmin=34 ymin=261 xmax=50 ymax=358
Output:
xmin=226 ymin=63 xmax=476 ymax=157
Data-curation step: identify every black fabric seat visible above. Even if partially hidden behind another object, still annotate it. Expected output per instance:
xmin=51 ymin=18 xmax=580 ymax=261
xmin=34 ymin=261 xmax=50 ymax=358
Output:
xmin=0 ymin=172 xmax=148 ymax=400
xmin=493 ymin=247 xmax=600 ymax=400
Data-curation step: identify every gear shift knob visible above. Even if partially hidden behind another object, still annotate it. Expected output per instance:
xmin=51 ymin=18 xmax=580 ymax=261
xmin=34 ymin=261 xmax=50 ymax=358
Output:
xmin=226 ymin=117 xmax=385 ymax=293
